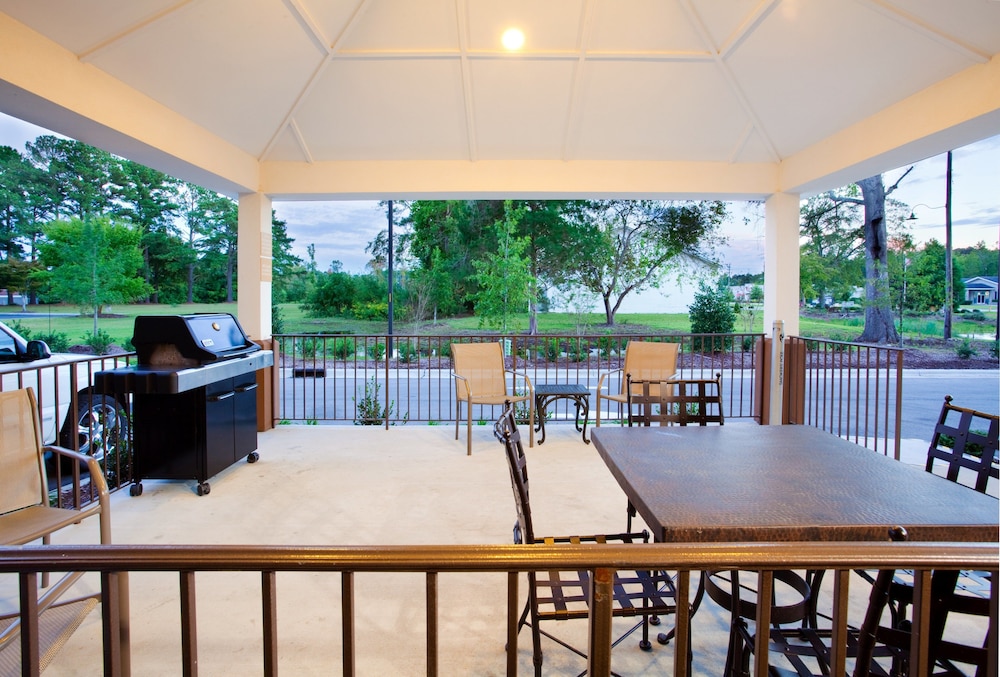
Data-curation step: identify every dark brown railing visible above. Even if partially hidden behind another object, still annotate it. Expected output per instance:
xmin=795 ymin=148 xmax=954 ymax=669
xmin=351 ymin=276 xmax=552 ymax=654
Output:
xmin=787 ymin=337 xmax=904 ymax=459
xmin=1 ymin=542 xmax=994 ymax=677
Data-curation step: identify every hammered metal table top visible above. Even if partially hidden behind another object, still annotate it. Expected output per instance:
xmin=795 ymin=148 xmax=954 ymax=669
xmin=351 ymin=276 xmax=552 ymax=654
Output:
xmin=592 ymin=426 xmax=999 ymax=543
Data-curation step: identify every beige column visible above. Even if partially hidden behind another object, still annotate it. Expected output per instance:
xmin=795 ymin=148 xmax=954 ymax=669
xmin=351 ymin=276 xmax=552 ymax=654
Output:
xmin=237 ymin=192 xmax=273 ymax=340
xmin=763 ymin=192 xmax=800 ymax=337
xmin=763 ymin=192 xmax=800 ymax=425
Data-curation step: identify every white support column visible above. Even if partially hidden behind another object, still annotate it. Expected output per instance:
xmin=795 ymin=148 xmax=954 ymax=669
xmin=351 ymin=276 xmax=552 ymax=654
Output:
xmin=764 ymin=192 xmax=800 ymax=425
xmin=237 ymin=192 xmax=272 ymax=340
xmin=763 ymin=192 xmax=800 ymax=337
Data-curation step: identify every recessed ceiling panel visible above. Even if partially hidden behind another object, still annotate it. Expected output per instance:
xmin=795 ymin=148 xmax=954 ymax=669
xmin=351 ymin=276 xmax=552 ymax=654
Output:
xmin=466 ymin=0 xmax=585 ymax=52
xmin=0 ymin=0 xmax=181 ymax=54
xmin=588 ymin=0 xmax=705 ymax=53
xmin=338 ymin=0 xmax=460 ymax=52
xmin=295 ymin=58 xmax=469 ymax=160
xmin=86 ymin=0 xmax=324 ymax=157
xmin=690 ymin=0 xmax=774 ymax=53
xmin=728 ymin=0 xmax=980 ymax=158
xmin=884 ymin=0 xmax=1000 ymax=56
xmin=470 ymin=58 xmax=575 ymax=158
xmin=573 ymin=60 xmax=748 ymax=161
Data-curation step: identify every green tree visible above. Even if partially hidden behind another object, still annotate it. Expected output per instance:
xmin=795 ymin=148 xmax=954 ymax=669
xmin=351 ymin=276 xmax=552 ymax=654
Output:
xmin=688 ymin=282 xmax=736 ymax=351
xmin=468 ymin=202 xmax=535 ymax=333
xmin=558 ymin=200 xmax=727 ymax=326
xmin=906 ymin=239 xmax=965 ymax=312
xmin=26 ymin=137 xmax=117 ymax=221
xmin=36 ymin=217 xmax=151 ymax=333
xmin=954 ymin=242 xmax=998 ymax=279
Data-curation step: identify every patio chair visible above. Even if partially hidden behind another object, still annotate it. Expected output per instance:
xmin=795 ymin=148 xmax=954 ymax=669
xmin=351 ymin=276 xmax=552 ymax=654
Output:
xmin=850 ymin=397 xmax=998 ymax=675
xmin=595 ymin=340 xmax=678 ymax=427
xmin=0 ymin=387 xmax=113 ymax=662
xmin=452 ymin=341 xmax=534 ymax=455
xmin=493 ymin=403 xmax=680 ymax=675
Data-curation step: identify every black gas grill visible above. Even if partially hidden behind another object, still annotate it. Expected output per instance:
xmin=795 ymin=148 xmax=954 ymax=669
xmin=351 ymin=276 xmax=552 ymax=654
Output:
xmin=96 ymin=313 xmax=274 ymax=496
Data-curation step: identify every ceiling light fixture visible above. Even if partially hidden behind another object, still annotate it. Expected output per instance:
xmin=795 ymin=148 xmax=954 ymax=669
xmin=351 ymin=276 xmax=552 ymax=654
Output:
xmin=501 ymin=27 xmax=525 ymax=51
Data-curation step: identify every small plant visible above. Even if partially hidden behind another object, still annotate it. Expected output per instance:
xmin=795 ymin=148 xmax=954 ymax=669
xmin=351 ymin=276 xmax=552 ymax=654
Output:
xmin=297 ymin=336 xmax=320 ymax=359
xmin=989 ymin=341 xmax=999 ymax=360
xmin=367 ymin=341 xmax=387 ymax=361
xmin=84 ymin=329 xmax=115 ymax=355
xmin=34 ymin=331 xmax=72 ymax=353
xmin=544 ymin=337 xmax=560 ymax=361
xmin=397 ymin=341 xmax=418 ymax=364
xmin=955 ymin=338 xmax=976 ymax=359
xmin=332 ymin=338 xmax=353 ymax=359
xmin=353 ymin=377 xmax=407 ymax=425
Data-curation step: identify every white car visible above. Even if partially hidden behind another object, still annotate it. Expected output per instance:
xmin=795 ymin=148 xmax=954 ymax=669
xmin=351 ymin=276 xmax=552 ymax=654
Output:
xmin=0 ymin=320 xmax=129 ymax=480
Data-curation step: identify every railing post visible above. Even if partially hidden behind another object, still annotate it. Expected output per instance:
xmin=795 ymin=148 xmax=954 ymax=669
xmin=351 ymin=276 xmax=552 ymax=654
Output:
xmin=768 ymin=321 xmax=785 ymax=425
xmin=506 ymin=572 xmax=519 ymax=677
xmin=587 ymin=567 xmax=614 ymax=676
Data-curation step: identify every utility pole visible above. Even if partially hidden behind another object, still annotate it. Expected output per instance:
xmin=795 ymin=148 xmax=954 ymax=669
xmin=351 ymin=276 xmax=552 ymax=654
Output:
xmin=943 ymin=151 xmax=953 ymax=339
xmin=387 ymin=200 xmax=394 ymax=354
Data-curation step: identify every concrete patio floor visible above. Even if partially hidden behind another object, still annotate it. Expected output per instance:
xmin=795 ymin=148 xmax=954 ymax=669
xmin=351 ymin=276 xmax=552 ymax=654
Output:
xmin=0 ymin=422 xmax=976 ymax=675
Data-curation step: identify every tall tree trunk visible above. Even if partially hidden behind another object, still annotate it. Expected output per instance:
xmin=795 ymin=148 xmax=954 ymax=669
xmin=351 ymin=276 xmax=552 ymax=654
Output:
xmin=187 ymin=263 xmax=194 ymax=303
xmin=603 ymin=294 xmax=615 ymax=326
xmin=856 ymin=176 xmax=900 ymax=344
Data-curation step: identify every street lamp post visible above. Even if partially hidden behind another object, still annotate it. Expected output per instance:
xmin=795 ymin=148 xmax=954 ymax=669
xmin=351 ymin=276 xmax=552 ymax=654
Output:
xmin=906 ymin=199 xmax=951 ymax=339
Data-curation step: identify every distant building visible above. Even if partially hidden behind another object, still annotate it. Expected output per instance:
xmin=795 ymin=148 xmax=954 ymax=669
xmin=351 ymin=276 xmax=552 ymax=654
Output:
xmin=962 ymin=276 xmax=998 ymax=305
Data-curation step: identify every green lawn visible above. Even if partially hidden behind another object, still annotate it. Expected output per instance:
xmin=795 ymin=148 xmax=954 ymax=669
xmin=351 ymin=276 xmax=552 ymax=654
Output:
xmin=3 ymin=302 xmax=996 ymax=348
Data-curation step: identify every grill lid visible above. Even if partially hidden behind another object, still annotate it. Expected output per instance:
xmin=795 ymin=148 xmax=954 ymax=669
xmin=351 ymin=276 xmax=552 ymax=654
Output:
xmin=133 ymin=313 xmax=260 ymax=365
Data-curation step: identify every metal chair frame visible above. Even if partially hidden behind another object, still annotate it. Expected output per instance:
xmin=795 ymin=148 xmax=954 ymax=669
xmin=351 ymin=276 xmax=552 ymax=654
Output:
xmin=494 ymin=403 xmax=681 ymax=676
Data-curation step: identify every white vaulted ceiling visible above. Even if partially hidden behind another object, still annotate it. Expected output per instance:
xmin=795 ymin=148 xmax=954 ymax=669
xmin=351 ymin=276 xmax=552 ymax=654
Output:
xmin=0 ymin=0 xmax=998 ymax=200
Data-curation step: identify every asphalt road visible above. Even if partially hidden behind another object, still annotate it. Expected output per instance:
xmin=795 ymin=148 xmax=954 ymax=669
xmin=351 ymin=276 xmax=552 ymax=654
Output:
xmin=896 ymin=370 xmax=999 ymax=440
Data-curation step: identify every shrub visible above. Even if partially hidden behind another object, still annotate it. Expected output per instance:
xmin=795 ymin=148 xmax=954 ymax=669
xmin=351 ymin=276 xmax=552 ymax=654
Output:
xmin=967 ymin=309 xmax=986 ymax=322
xmin=84 ymin=329 xmax=115 ymax=355
xmin=34 ymin=331 xmax=72 ymax=353
xmin=688 ymin=282 xmax=736 ymax=352
xmin=990 ymin=341 xmax=999 ymax=360
xmin=353 ymin=377 xmax=407 ymax=426
xmin=367 ymin=341 xmax=386 ymax=361
xmin=955 ymin=338 xmax=976 ymax=359
xmin=332 ymin=338 xmax=354 ymax=359
xmin=397 ymin=341 xmax=418 ymax=363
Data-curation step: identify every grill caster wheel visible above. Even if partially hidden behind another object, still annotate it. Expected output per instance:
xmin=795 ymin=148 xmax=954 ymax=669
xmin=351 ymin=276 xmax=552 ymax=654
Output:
xmin=247 ymin=451 xmax=259 ymax=463
xmin=130 ymin=483 xmax=143 ymax=497
xmin=197 ymin=482 xmax=211 ymax=496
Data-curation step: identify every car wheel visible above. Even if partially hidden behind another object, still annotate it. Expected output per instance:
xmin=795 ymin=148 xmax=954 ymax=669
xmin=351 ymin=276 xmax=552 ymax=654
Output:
xmin=61 ymin=394 xmax=130 ymax=465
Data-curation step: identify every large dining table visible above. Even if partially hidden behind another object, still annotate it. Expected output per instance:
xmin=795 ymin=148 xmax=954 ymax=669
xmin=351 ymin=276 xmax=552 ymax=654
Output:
xmin=591 ymin=425 xmax=999 ymax=544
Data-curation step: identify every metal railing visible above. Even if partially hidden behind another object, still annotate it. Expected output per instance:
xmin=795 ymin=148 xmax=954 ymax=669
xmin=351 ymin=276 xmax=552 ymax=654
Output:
xmin=1 ymin=542 xmax=994 ymax=677
xmin=274 ymin=333 xmax=764 ymax=425
xmin=0 ymin=352 xmax=136 ymax=500
xmin=788 ymin=337 xmax=904 ymax=459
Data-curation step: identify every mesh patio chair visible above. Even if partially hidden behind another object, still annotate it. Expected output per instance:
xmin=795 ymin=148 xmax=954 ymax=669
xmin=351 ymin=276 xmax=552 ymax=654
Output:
xmin=595 ymin=341 xmax=678 ymax=427
xmin=0 ymin=387 xmax=117 ymax=661
xmin=494 ymin=403 xmax=682 ymax=676
xmin=452 ymin=341 xmax=534 ymax=455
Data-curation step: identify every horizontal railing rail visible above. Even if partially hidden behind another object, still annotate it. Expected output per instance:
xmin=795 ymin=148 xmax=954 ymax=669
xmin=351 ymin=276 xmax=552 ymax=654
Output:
xmin=788 ymin=336 xmax=904 ymax=458
xmin=1 ymin=542 xmax=995 ymax=677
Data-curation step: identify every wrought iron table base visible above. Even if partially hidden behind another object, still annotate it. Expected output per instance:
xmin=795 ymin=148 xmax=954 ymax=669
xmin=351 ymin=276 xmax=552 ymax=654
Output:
xmin=534 ymin=383 xmax=590 ymax=444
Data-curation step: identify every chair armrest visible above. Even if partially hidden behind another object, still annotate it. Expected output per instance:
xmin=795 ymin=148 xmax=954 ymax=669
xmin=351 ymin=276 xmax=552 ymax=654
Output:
xmin=596 ymin=369 xmax=623 ymax=396
xmin=44 ymin=445 xmax=110 ymax=505
xmin=451 ymin=372 xmax=471 ymax=398
xmin=505 ymin=370 xmax=533 ymax=395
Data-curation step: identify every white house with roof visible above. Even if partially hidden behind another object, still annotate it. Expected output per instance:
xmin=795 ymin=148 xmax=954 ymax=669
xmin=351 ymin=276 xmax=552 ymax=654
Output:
xmin=962 ymin=276 xmax=999 ymax=305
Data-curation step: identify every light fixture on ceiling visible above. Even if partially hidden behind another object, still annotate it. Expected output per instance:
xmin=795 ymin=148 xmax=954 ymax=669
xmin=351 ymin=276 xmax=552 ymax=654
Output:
xmin=501 ymin=27 xmax=525 ymax=51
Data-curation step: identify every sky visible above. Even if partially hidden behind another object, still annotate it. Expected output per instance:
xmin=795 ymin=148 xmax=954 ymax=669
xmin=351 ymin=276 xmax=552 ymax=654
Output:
xmin=2 ymin=111 xmax=997 ymax=295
